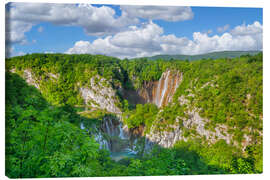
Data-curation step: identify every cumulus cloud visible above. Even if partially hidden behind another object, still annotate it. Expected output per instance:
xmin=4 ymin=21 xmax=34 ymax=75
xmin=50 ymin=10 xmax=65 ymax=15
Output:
xmin=6 ymin=3 xmax=195 ymax=45
xmin=6 ymin=2 xmax=262 ymax=58
xmin=5 ymin=18 xmax=32 ymax=45
xmin=120 ymin=5 xmax=194 ymax=21
xmin=66 ymin=21 xmax=262 ymax=59
xmin=66 ymin=21 xmax=165 ymax=58
xmin=231 ymin=21 xmax=262 ymax=36
xmin=5 ymin=2 xmax=139 ymax=44
xmin=217 ymin=24 xmax=230 ymax=33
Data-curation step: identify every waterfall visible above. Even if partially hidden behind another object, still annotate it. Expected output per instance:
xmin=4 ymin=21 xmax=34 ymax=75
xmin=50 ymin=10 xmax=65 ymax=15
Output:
xmin=94 ymin=130 xmax=110 ymax=150
xmin=143 ymin=138 xmax=152 ymax=154
xmin=158 ymin=70 xmax=170 ymax=107
xmin=152 ymin=69 xmax=182 ymax=108
xmin=105 ymin=119 xmax=111 ymax=136
xmin=155 ymin=76 xmax=162 ymax=106
xmin=80 ymin=116 xmax=141 ymax=160
xmin=80 ymin=122 xmax=85 ymax=130
xmin=80 ymin=122 xmax=110 ymax=150
xmin=118 ymin=123 xmax=128 ymax=140
xmin=154 ymin=70 xmax=171 ymax=108
xmin=101 ymin=139 xmax=109 ymax=150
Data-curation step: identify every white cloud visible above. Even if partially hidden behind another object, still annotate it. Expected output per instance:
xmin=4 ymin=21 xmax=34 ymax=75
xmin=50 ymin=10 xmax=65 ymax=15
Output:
xmin=66 ymin=21 xmax=165 ymax=58
xmin=37 ymin=26 xmax=43 ymax=33
xmin=6 ymin=2 xmax=261 ymax=58
xmin=231 ymin=21 xmax=262 ymax=36
xmin=5 ymin=2 xmax=139 ymax=44
xmin=120 ymin=5 xmax=193 ymax=21
xmin=217 ymin=24 xmax=230 ymax=33
xmin=110 ymin=21 xmax=163 ymax=51
xmin=6 ymin=3 xmax=195 ymax=45
xmin=66 ymin=21 xmax=262 ymax=59
xmin=5 ymin=19 xmax=32 ymax=45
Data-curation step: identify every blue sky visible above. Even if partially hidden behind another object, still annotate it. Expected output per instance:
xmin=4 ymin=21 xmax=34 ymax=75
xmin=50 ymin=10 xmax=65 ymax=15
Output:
xmin=158 ymin=7 xmax=262 ymax=37
xmin=6 ymin=3 xmax=262 ymax=58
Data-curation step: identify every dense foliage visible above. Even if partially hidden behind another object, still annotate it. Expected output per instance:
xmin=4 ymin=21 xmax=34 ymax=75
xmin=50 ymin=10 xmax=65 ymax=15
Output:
xmin=123 ymin=103 xmax=158 ymax=131
xmin=5 ymin=52 xmax=263 ymax=177
xmin=5 ymin=72 xmax=100 ymax=178
xmin=172 ymin=53 xmax=263 ymax=142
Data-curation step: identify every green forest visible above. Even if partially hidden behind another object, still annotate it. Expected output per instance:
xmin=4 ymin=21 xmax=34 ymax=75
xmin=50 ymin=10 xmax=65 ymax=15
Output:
xmin=5 ymin=52 xmax=262 ymax=178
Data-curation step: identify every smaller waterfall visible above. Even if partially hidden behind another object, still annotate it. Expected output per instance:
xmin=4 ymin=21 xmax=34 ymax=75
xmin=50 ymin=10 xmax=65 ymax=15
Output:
xmin=94 ymin=130 xmax=109 ymax=150
xmin=80 ymin=122 xmax=110 ymax=150
xmin=118 ymin=123 xmax=128 ymax=140
xmin=144 ymin=138 xmax=153 ymax=154
xmin=104 ymin=119 xmax=111 ymax=136
xmin=101 ymin=139 xmax=110 ymax=150
xmin=80 ymin=117 xmax=142 ymax=161
xmin=80 ymin=122 xmax=85 ymax=130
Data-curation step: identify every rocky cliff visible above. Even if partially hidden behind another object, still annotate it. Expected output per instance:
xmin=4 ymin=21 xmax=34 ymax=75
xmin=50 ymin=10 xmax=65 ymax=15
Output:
xmin=10 ymin=68 xmax=58 ymax=89
xmin=145 ymin=109 xmax=233 ymax=148
xmin=79 ymin=75 xmax=121 ymax=114
xmin=144 ymin=85 xmax=254 ymax=151
xmin=10 ymin=68 xmax=121 ymax=114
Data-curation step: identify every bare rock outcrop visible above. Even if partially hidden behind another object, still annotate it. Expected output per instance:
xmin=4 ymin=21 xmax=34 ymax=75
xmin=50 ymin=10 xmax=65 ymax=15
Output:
xmin=79 ymin=75 xmax=121 ymax=114
xmin=145 ymin=93 xmax=233 ymax=148
xmin=23 ymin=69 xmax=40 ymax=89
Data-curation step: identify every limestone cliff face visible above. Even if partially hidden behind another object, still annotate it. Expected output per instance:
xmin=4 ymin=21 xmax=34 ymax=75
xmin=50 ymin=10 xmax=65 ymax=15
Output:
xmin=11 ymin=68 xmax=121 ymax=114
xmin=144 ymin=93 xmax=253 ymax=151
xmin=23 ymin=69 xmax=40 ymax=89
xmin=138 ymin=69 xmax=183 ymax=107
xmin=10 ymin=68 xmax=59 ymax=89
xmin=145 ymin=109 xmax=233 ymax=148
xmin=79 ymin=75 xmax=121 ymax=114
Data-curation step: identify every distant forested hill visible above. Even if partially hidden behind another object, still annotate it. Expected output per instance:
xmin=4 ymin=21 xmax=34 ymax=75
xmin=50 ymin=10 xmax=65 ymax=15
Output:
xmin=146 ymin=51 xmax=261 ymax=61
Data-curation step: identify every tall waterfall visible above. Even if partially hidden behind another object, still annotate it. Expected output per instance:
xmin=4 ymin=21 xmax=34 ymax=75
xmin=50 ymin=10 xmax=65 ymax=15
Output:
xmin=123 ymin=69 xmax=182 ymax=108
xmin=153 ymin=70 xmax=182 ymax=108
